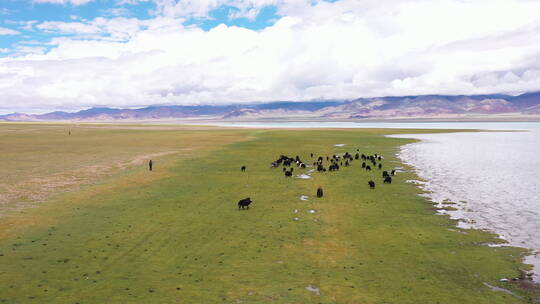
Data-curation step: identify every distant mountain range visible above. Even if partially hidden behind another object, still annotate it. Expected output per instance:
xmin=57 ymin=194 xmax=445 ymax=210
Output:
xmin=2 ymin=92 xmax=540 ymax=122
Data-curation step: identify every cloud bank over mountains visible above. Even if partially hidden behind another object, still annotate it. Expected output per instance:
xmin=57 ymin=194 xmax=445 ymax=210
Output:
xmin=1 ymin=0 xmax=540 ymax=113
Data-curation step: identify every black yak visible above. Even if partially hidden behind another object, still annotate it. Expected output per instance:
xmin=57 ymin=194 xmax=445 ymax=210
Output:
xmin=384 ymin=176 xmax=392 ymax=184
xmin=317 ymin=187 xmax=324 ymax=198
xmin=382 ymin=171 xmax=389 ymax=178
xmin=366 ymin=165 xmax=371 ymax=171
xmin=238 ymin=198 xmax=253 ymax=210
xmin=148 ymin=160 xmax=153 ymax=171
xmin=368 ymin=180 xmax=375 ymax=189
xmin=391 ymin=169 xmax=396 ymax=176
xmin=241 ymin=166 xmax=246 ymax=172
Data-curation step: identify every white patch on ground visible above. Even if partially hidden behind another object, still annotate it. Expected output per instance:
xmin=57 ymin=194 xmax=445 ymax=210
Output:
xmin=296 ymin=174 xmax=312 ymax=179
xmin=300 ymin=195 xmax=309 ymax=201
xmin=293 ymin=217 xmax=300 ymax=221
xmin=334 ymin=144 xmax=346 ymax=147
xmin=483 ymin=282 xmax=520 ymax=297
xmin=307 ymin=169 xmax=316 ymax=173
xmin=308 ymin=209 xmax=316 ymax=214
xmin=305 ymin=285 xmax=321 ymax=296
xmin=406 ymin=180 xmax=426 ymax=185
xmin=293 ymin=209 xmax=299 ymax=213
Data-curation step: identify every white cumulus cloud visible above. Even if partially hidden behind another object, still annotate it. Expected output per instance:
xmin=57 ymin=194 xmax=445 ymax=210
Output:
xmin=2 ymin=0 xmax=540 ymax=113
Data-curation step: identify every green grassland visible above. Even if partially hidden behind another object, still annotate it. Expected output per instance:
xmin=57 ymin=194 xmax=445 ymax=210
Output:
xmin=0 ymin=123 xmax=538 ymax=303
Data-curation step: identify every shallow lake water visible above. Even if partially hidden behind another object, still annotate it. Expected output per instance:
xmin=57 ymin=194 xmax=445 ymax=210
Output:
xmin=211 ymin=121 xmax=540 ymax=280
xmin=388 ymin=123 xmax=540 ymax=281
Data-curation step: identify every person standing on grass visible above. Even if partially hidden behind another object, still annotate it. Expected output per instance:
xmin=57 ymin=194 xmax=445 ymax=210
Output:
xmin=149 ymin=159 xmax=153 ymax=171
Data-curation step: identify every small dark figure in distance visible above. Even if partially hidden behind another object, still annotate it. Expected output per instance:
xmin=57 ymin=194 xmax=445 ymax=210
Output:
xmin=378 ymin=163 xmax=382 ymax=170
xmin=368 ymin=180 xmax=375 ymax=189
xmin=68 ymin=130 xmax=71 ymax=135
xmin=362 ymin=162 xmax=366 ymax=168
xmin=391 ymin=169 xmax=396 ymax=176
xmin=317 ymin=186 xmax=324 ymax=198
xmin=285 ymin=170 xmax=292 ymax=177
xmin=149 ymin=160 xmax=153 ymax=171
xmin=382 ymin=171 xmax=389 ymax=178
xmin=384 ymin=176 xmax=392 ymax=184
xmin=238 ymin=197 xmax=252 ymax=210
xmin=366 ymin=165 xmax=371 ymax=171
xmin=241 ymin=166 xmax=246 ymax=172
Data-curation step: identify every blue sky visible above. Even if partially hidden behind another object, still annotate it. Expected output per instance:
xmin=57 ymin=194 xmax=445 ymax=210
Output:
xmin=1 ymin=0 xmax=540 ymax=114
xmin=0 ymin=0 xmax=283 ymax=55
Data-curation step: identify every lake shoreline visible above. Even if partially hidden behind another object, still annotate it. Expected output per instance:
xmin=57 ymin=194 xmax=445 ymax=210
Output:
xmin=388 ymin=125 xmax=540 ymax=285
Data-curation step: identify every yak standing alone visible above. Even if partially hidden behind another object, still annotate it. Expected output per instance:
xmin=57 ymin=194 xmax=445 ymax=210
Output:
xmin=238 ymin=198 xmax=253 ymax=210
xmin=317 ymin=186 xmax=324 ymax=198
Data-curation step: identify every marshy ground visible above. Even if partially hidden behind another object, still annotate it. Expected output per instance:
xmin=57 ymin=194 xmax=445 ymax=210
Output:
xmin=0 ymin=123 xmax=538 ymax=303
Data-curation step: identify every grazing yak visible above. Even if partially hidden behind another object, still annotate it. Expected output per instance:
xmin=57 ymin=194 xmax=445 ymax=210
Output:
xmin=148 ymin=159 xmax=153 ymax=171
xmin=317 ymin=186 xmax=324 ymax=198
xmin=238 ymin=198 xmax=253 ymax=210
xmin=384 ymin=176 xmax=392 ymax=184
xmin=362 ymin=162 xmax=366 ymax=168
xmin=368 ymin=180 xmax=376 ymax=189
xmin=382 ymin=171 xmax=389 ymax=178
xmin=366 ymin=165 xmax=372 ymax=171
xmin=241 ymin=166 xmax=246 ymax=172
xmin=391 ymin=169 xmax=396 ymax=176
xmin=378 ymin=163 xmax=382 ymax=170
xmin=285 ymin=170 xmax=293 ymax=177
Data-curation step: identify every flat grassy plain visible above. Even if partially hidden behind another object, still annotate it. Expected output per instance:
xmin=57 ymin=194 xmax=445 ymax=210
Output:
xmin=0 ymin=123 xmax=538 ymax=303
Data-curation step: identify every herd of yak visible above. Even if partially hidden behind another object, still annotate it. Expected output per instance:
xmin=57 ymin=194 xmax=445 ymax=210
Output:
xmin=237 ymin=148 xmax=397 ymax=210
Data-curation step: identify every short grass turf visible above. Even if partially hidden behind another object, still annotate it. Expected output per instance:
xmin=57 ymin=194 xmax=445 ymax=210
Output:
xmin=0 ymin=126 xmax=538 ymax=303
